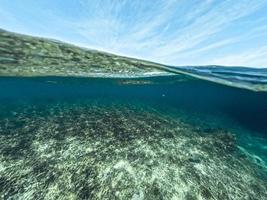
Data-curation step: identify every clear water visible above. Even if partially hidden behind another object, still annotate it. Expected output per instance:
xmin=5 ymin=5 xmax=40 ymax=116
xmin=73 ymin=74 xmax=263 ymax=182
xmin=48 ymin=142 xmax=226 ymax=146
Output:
xmin=0 ymin=75 xmax=267 ymax=199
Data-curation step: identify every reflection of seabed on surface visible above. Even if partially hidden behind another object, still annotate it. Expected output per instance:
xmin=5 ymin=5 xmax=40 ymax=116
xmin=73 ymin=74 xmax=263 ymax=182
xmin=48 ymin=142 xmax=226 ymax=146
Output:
xmin=0 ymin=100 xmax=266 ymax=199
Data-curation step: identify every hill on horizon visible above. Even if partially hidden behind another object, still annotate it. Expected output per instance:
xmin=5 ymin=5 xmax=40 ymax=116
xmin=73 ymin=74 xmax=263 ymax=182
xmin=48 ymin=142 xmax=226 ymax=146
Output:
xmin=0 ymin=29 xmax=177 ymax=77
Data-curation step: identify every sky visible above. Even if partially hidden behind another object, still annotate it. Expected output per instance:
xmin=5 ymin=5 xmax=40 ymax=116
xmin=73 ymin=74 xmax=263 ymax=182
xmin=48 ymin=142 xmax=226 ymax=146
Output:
xmin=1 ymin=0 xmax=267 ymax=68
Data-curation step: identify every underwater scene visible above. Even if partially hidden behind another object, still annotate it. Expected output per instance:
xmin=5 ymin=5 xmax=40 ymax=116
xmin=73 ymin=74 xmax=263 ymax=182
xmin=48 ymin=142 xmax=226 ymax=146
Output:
xmin=0 ymin=73 xmax=267 ymax=199
xmin=1 ymin=0 xmax=267 ymax=198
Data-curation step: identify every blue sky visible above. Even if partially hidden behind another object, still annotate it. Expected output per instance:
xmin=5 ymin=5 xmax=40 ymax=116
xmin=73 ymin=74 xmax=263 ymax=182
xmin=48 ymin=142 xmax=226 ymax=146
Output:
xmin=1 ymin=0 xmax=267 ymax=67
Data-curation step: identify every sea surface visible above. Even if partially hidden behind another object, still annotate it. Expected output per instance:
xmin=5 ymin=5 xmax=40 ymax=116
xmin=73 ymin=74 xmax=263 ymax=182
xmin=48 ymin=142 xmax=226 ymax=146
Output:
xmin=0 ymin=67 xmax=267 ymax=199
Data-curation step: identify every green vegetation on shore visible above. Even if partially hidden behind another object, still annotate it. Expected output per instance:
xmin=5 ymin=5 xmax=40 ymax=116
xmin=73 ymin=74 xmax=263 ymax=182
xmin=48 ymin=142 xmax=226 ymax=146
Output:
xmin=0 ymin=29 xmax=173 ymax=77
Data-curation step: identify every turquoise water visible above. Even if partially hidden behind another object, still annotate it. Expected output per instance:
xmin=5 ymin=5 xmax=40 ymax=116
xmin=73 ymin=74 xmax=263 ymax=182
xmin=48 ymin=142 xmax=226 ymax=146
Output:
xmin=0 ymin=76 xmax=267 ymax=199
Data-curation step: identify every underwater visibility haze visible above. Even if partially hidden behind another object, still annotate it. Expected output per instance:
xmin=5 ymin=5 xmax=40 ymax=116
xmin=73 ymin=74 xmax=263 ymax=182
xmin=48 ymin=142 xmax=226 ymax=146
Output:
xmin=0 ymin=30 xmax=267 ymax=199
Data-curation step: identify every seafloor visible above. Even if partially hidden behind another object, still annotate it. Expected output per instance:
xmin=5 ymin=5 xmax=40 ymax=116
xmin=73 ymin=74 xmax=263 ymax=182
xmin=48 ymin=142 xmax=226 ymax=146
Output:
xmin=0 ymin=77 xmax=267 ymax=199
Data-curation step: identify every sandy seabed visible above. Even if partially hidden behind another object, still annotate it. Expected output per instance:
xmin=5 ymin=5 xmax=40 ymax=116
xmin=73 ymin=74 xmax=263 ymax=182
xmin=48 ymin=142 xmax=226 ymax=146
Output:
xmin=0 ymin=100 xmax=266 ymax=200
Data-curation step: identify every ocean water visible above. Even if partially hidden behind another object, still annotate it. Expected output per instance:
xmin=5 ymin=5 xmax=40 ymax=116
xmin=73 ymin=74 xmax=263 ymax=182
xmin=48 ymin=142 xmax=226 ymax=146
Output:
xmin=0 ymin=74 xmax=267 ymax=199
